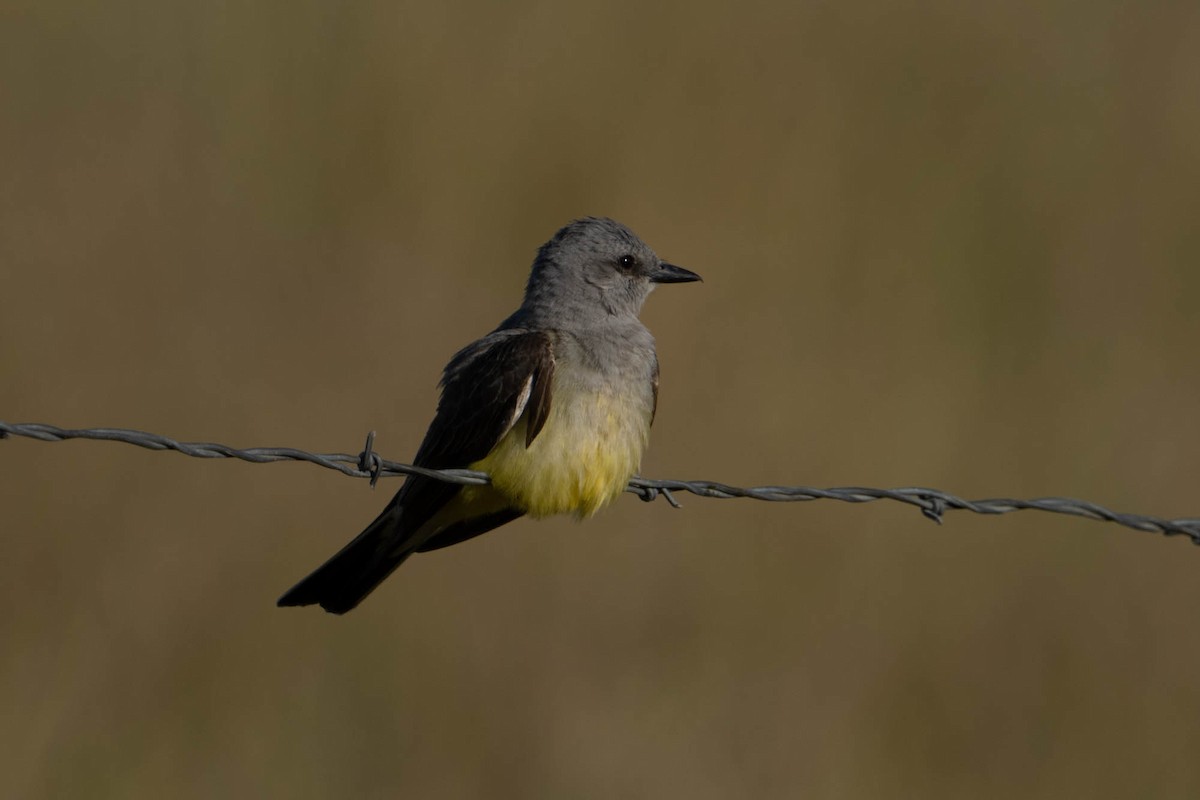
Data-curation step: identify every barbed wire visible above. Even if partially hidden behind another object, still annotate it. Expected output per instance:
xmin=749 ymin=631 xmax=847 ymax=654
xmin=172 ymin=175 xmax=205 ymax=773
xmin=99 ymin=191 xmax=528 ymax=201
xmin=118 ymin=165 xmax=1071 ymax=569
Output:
xmin=3 ymin=420 xmax=1198 ymax=545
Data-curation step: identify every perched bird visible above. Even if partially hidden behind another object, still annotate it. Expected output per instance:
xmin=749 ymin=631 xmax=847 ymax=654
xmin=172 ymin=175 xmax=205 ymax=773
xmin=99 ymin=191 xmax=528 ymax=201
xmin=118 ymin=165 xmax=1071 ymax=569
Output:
xmin=278 ymin=217 xmax=700 ymax=613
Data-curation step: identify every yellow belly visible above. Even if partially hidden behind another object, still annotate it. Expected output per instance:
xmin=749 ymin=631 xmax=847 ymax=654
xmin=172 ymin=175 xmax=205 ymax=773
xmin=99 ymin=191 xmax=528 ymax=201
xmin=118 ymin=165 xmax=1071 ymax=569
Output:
xmin=468 ymin=388 xmax=651 ymax=518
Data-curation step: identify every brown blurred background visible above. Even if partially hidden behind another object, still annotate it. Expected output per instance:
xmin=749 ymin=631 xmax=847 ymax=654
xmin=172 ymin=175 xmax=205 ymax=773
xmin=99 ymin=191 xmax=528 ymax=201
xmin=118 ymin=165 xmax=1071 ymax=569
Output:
xmin=2 ymin=1 xmax=1199 ymax=797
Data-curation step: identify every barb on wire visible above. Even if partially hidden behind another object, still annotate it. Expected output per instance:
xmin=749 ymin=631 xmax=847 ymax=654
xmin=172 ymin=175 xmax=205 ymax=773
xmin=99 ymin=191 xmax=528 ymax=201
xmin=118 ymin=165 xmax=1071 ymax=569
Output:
xmin=3 ymin=420 xmax=1198 ymax=546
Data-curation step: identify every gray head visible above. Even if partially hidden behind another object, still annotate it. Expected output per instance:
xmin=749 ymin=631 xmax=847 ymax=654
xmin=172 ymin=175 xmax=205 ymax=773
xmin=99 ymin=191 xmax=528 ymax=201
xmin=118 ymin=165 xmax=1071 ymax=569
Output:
xmin=517 ymin=217 xmax=700 ymax=325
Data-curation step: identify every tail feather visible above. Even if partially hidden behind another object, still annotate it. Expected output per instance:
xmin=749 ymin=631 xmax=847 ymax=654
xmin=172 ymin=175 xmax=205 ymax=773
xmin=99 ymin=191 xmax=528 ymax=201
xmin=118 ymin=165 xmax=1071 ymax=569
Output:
xmin=277 ymin=506 xmax=412 ymax=615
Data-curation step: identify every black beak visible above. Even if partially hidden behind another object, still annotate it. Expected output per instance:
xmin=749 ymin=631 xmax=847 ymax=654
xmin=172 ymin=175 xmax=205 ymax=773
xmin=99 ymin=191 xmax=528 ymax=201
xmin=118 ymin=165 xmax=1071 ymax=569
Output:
xmin=650 ymin=262 xmax=702 ymax=284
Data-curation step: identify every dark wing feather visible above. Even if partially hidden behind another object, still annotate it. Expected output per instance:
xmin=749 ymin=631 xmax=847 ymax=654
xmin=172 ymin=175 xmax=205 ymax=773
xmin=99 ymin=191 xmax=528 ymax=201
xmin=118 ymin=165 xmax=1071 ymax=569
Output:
xmin=396 ymin=329 xmax=556 ymax=535
xmin=525 ymin=351 xmax=555 ymax=446
xmin=650 ymin=354 xmax=660 ymax=426
xmin=415 ymin=329 xmax=555 ymax=467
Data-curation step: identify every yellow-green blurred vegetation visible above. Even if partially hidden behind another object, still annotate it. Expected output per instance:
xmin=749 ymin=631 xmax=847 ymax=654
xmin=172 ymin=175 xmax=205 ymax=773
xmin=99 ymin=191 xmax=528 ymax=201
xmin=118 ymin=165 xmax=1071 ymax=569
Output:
xmin=3 ymin=1 xmax=1199 ymax=797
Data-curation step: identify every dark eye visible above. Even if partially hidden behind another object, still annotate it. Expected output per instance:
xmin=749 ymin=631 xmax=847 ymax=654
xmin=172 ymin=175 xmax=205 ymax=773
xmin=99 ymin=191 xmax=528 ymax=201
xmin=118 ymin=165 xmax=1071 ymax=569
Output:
xmin=617 ymin=254 xmax=637 ymax=272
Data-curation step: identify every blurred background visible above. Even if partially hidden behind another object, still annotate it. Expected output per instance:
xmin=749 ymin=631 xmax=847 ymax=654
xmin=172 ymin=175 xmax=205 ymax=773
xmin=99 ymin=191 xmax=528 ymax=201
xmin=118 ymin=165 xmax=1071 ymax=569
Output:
xmin=3 ymin=1 xmax=1199 ymax=797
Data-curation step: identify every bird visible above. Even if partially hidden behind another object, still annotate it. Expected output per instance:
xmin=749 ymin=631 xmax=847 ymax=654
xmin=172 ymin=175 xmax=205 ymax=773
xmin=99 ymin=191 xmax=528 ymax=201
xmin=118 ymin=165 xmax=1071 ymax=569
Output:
xmin=277 ymin=217 xmax=701 ymax=614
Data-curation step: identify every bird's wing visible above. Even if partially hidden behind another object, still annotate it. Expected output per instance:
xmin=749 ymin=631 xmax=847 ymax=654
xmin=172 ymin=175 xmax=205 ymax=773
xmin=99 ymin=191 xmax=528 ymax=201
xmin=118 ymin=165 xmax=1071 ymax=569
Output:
xmin=416 ymin=328 xmax=555 ymax=467
xmin=391 ymin=329 xmax=556 ymax=537
xmin=650 ymin=353 xmax=659 ymax=426
xmin=275 ymin=331 xmax=554 ymax=612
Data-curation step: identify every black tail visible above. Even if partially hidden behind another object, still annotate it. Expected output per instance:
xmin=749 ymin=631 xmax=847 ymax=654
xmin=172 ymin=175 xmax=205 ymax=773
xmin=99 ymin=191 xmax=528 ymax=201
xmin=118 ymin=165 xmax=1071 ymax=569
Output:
xmin=277 ymin=505 xmax=413 ymax=615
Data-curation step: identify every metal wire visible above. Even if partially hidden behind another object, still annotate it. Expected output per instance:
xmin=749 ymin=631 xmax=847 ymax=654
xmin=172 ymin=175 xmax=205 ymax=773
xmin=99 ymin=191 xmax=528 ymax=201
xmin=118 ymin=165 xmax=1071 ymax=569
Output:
xmin=3 ymin=420 xmax=1198 ymax=545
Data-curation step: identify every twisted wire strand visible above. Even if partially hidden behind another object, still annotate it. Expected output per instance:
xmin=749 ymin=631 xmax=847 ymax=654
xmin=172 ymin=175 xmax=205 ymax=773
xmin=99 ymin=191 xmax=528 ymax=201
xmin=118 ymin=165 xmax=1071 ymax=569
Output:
xmin=3 ymin=420 xmax=1198 ymax=545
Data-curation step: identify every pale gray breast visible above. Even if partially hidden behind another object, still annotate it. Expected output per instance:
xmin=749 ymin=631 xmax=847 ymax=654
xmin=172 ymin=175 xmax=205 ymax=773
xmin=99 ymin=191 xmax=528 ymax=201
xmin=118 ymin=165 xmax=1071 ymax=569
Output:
xmin=552 ymin=324 xmax=657 ymax=411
